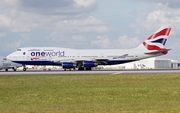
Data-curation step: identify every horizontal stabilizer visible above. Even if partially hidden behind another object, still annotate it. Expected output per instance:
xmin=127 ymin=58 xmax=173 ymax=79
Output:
xmin=145 ymin=49 xmax=171 ymax=54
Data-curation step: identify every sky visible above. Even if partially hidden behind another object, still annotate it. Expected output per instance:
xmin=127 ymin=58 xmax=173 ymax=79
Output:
xmin=0 ymin=0 xmax=180 ymax=61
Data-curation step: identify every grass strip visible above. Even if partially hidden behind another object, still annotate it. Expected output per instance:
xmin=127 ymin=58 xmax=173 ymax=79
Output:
xmin=0 ymin=73 xmax=180 ymax=113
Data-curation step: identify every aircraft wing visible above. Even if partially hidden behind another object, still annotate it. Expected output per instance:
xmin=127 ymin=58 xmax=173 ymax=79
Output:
xmin=112 ymin=54 xmax=128 ymax=59
xmin=52 ymin=54 xmax=128 ymax=64
xmin=53 ymin=58 xmax=107 ymax=64
xmin=94 ymin=54 xmax=128 ymax=64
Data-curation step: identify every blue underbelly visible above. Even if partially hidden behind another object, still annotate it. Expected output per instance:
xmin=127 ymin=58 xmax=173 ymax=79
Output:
xmin=12 ymin=60 xmax=137 ymax=66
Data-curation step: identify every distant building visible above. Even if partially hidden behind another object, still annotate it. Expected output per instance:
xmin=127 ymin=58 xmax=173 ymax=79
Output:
xmin=18 ymin=57 xmax=180 ymax=70
xmin=102 ymin=58 xmax=180 ymax=69
xmin=171 ymin=60 xmax=180 ymax=69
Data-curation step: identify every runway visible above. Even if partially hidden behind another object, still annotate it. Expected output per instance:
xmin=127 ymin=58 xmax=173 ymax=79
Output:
xmin=0 ymin=69 xmax=180 ymax=75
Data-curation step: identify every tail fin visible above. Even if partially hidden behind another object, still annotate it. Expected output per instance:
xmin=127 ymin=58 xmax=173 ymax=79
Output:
xmin=137 ymin=26 xmax=171 ymax=54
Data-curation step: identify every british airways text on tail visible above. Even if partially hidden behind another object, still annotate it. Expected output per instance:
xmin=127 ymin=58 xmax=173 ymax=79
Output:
xmin=6 ymin=26 xmax=171 ymax=71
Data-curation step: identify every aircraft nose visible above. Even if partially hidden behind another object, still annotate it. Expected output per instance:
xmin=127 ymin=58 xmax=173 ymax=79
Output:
xmin=6 ymin=55 xmax=10 ymax=60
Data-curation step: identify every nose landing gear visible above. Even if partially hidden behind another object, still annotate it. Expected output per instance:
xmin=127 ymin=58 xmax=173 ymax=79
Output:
xmin=23 ymin=65 xmax=27 ymax=71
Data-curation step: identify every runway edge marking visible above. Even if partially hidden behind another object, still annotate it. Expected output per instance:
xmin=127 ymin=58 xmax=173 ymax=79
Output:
xmin=110 ymin=72 xmax=123 ymax=75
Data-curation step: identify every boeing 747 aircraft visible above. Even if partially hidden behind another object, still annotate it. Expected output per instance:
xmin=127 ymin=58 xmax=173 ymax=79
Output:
xmin=7 ymin=26 xmax=171 ymax=71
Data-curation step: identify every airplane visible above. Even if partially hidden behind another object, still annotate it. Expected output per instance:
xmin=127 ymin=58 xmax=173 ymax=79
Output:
xmin=0 ymin=58 xmax=22 ymax=71
xmin=6 ymin=26 xmax=171 ymax=71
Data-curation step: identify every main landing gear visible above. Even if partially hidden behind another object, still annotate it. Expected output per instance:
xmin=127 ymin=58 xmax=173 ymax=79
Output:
xmin=63 ymin=67 xmax=92 ymax=71
xmin=78 ymin=67 xmax=92 ymax=71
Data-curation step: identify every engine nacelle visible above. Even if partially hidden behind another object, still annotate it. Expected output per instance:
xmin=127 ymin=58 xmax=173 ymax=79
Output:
xmin=62 ymin=62 xmax=75 ymax=69
xmin=83 ymin=61 xmax=97 ymax=68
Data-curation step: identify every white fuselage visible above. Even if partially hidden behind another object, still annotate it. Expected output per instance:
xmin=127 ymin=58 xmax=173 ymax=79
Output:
xmin=6 ymin=46 xmax=164 ymax=67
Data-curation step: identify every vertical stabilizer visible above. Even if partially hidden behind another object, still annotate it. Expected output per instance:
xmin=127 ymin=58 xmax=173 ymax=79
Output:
xmin=137 ymin=26 xmax=171 ymax=54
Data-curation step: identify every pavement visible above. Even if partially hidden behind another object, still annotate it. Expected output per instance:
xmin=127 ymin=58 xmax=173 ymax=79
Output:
xmin=0 ymin=69 xmax=180 ymax=75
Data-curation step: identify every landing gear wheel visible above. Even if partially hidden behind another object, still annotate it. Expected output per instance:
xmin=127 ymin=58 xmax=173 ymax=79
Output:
xmin=23 ymin=68 xmax=26 ymax=71
xmin=85 ymin=67 xmax=92 ymax=70
xmin=5 ymin=69 xmax=8 ymax=71
xmin=78 ymin=67 xmax=85 ymax=71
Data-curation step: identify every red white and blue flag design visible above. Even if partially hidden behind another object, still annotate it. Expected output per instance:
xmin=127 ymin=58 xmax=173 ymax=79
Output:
xmin=143 ymin=27 xmax=171 ymax=54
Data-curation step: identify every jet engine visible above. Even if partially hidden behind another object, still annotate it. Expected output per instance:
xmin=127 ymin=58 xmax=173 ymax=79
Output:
xmin=62 ymin=62 xmax=75 ymax=69
xmin=83 ymin=61 xmax=97 ymax=68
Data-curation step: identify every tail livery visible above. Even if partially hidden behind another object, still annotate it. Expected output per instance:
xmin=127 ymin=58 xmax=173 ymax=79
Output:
xmin=141 ymin=26 xmax=171 ymax=54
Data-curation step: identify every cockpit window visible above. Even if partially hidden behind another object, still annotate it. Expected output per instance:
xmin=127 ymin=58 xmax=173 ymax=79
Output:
xmin=17 ymin=49 xmax=21 ymax=51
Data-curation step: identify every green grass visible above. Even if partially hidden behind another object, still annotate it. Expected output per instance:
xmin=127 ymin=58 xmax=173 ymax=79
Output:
xmin=0 ymin=74 xmax=180 ymax=113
